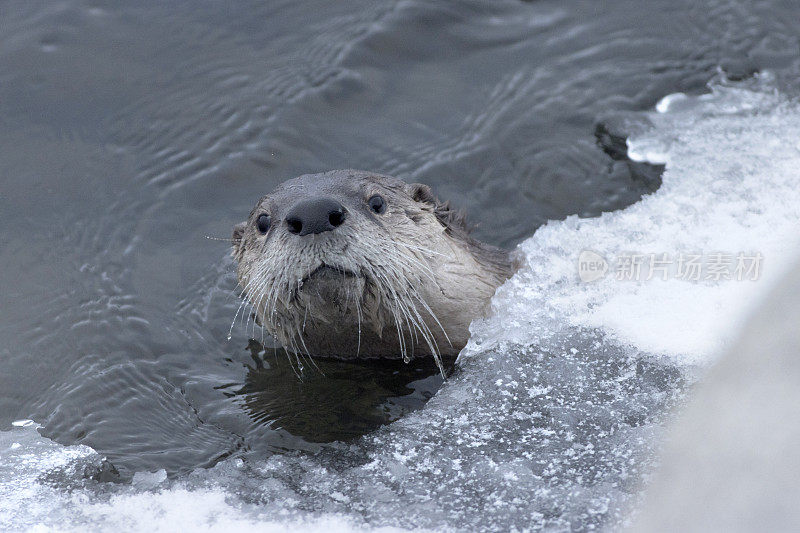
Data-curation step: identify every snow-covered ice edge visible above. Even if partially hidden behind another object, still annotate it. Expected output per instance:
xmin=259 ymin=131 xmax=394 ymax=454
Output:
xmin=467 ymin=73 xmax=800 ymax=364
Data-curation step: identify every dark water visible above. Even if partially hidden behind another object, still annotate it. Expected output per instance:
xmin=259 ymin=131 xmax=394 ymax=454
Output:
xmin=1 ymin=0 xmax=798 ymax=478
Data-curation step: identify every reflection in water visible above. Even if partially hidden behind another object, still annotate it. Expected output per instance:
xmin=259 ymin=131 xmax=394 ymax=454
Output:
xmin=232 ymin=340 xmax=451 ymax=443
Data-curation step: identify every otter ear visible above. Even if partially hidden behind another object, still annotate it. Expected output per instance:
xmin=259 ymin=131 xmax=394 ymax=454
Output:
xmin=406 ymin=181 xmax=470 ymax=234
xmin=232 ymin=222 xmax=246 ymax=254
xmin=407 ymin=183 xmax=437 ymax=205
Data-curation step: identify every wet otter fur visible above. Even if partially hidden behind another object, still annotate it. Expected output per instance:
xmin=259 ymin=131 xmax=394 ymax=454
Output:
xmin=232 ymin=170 xmax=515 ymax=373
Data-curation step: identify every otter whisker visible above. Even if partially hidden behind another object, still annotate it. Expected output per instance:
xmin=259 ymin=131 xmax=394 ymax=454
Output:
xmin=370 ymin=268 xmax=420 ymax=362
xmin=341 ymin=248 xmax=365 ymax=357
xmin=392 ymin=248 xmax=438 ymax=285
xmin=242 ymin=270 xmax=266 ymax=332
xmin=384 ymin=242 xmax=452 ymax=347
xmin=229 ymin=272 xmax=264 ymax=340
xmin=288 ymin=254 xmax=323 ymax=375
xmin=284 ymin=332 xmax=304 ymax=380
xmin=247 ymin=271 xmax=271 ymax=337
xmin=410 ymin=288 xmax=452 ymax=346
xmin=206 ymin=235 xmax=241 ymax=242
xmin=369 ymin=260 xmax=446 ymax=375
xmin=353 ymin=272 xmax=364 ymax=358
xmin=291 ymin=317 xmax=319 ymax=375
xmin=375 ymin=271 xmax=408 ymax=361
xmin=232 ymin=272 xmax=261 ymax=327
xmin=296 ymin=318 xmax=323 ymax=374
xmin=394 ymin=243 xmax=447 ymax=258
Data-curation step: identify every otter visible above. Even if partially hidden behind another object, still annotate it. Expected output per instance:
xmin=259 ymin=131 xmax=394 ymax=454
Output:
xmin=231 ymin=170 xmax=515 ymax=373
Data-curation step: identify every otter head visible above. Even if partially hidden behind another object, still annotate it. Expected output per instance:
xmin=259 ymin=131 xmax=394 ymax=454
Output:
xmin=232 ymin=170 xmax=514 ymax=371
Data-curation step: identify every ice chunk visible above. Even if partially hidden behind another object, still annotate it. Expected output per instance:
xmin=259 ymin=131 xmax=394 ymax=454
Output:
xmin=655 ymin=92 xmax=687 ymax=113
xmin=131 ymin=469 xmax=168 ymax=490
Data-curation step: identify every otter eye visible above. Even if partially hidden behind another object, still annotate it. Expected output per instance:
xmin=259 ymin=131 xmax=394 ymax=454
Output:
xmin=256 ymin=213 xmax=271 ymax=234
xmin=368 ymin=194 xmax=386 ymax=214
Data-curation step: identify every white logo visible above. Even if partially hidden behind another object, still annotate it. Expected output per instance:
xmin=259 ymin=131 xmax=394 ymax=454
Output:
xmin=578 ymin=250 xmax=608 ymax=283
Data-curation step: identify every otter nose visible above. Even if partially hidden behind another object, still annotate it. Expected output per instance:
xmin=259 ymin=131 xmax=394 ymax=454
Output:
xmin=285 ymin=198 xmax=346 ymax=236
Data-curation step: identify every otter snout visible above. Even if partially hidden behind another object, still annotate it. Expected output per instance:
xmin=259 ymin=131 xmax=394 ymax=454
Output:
xmin=285 ymin=197 xmax=346 ymax=236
